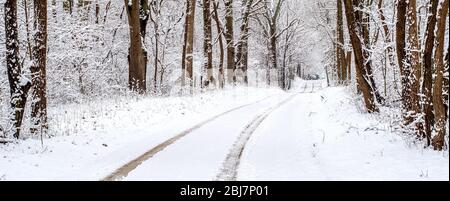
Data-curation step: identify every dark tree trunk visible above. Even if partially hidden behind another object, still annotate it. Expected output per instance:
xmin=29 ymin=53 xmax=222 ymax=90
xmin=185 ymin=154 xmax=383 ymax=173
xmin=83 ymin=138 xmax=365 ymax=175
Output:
xmin=225 ymin=0 xmax=235 ymax=83
xmin=236 ymin=0 xmax=253 ymax=85
xmin=203 ymin=0 xmax=214 ymax=87
xmin=30 ymin=0 xmax=49 ymax=135
xmin=422 ymin=0 xmax=439 ymax=145
xmin=182 ymin=0 xmax=196 ymax=90
xmin=337 ymin=0 xmax=347 ymax=84
xmin=4 ymin=0 xmax=31 ymax=138
xmin=343 ymin=0 xmax=379 ymax=113
xmin=212 ymin=0 xmax=225 ymax=88
xmin=431 ymin=0 xmax=449 ymax=150
xmin=125 ymin=0 xmax=148 ymax=93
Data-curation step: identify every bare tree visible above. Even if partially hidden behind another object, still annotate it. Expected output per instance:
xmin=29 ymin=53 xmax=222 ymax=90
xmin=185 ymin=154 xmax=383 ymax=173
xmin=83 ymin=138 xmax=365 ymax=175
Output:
xmin=256 ymin=0 xmax=297 ymax=90
xmin=30 ymin=0 xmax=49 ymax=134
xmin=421 ymin=0 xmax=439 ymax=145
xmin=4 ymin=0 xmax=31 ymax=138
xmin=181 ymin=0 xmax=196 ymax=91
xmin=431 ymin=0 xmax=449 ymax=150
xmin=125 ymin=0 xmax=149 ymax=93
xmin=212 ymin=0 xmax=225 ymax=88
xmin=225 ymin=0 xmax=236 ymax=83
xmin=343 ymin=0 xmax=378 ymax=113
xmin=202 ymin=0 xmax=215 ymax=87
xmin=236 ymin=0 xmax=255 ymax=85
xmin=406 ymin=0 xmax=422 ymax=134
xmin=336 ymin=0 xmax=347 ymax=84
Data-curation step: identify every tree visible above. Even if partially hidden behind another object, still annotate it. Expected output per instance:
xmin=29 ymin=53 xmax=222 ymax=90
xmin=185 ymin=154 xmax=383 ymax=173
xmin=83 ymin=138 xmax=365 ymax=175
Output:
xmin=225 ymin=0 xmax=236 ymax=83
xmin=377 ymin=0 xmax=397 ymax=95
xmin=343 ymin=0 xmax=378 ymax=113
xmin=359 ymin=0 xmax=383 ymax=105
xmin=4 ymin=0 xmax=32 ymax=138
xmin=396 ymin=0 xmax=414 ymax=124
xmin=181 ymin=0 xmax=196 ymax=91
xmin=336 ymin=0 xmax=347 ymax=84
xmin=431 ymin=0 xmax=449 ymax=150
xmin=125 ymin=0 xmax=149 ymax=93
xmin=30 ymin=0 xmax=49 ymax=134
xmin=421 ymin=0 xmax=439 ymax=145
xmin=257 ymin=0 xmax=297 ymax=90
xmin=406 ymin=0 xmax=422 ymax=134
xmin=212 ymin=0 xmax=225 ymax=88
xmin=236 ymin=0 xmax=255 ymax=85
xmin=202 ymin=0 xmax=214 ymax=87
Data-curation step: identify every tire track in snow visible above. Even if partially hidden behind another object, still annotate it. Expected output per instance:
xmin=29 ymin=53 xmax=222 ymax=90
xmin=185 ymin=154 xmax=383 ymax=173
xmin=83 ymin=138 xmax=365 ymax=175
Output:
xmin=215 ymin=81 xmax=318 ymax=181
xmin=102 ymin=92 xmax=286 ymax=181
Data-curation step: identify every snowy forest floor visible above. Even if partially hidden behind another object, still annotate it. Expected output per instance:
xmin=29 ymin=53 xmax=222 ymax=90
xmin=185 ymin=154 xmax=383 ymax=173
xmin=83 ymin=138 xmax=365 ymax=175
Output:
xmin=0 ymin=80 xmax=448 ymax=181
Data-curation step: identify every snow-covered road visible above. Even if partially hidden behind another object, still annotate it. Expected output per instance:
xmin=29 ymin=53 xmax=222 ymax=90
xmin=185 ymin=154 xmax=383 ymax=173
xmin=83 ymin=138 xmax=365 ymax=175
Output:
xmin=237 ymin=86 xmax=449 ymax=181
xmin=1 ymin=80 xmax=448 ymax=180
xmin=120 ymin=82 xmax=320 ymax=180
xmin=122 ymin=81 xmax=448 ymax=181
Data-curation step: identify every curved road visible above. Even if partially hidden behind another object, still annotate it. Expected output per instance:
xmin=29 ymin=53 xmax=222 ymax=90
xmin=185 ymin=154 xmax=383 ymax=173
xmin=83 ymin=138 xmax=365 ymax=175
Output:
xmin=104 ymin=81 xmax=322 ymax=181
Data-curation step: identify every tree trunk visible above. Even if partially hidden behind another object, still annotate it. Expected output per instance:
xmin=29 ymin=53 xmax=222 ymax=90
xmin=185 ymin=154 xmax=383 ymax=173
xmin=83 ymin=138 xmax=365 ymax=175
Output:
xmin=396 ymin=0 xmax=414 ymax=124
xmin=346 ymin=50 xmax=352 ymax=81
xmin=154 ymin=23 xmax=159 ymax=93
xmin=225 ymin=0 xmax=235 ymax=83
xmin=212 ymin=0 xmax=225 ymax=88
xmin=182 ymin=0 xmax=196 ymax=90
xmin=203 ymin=0 xmax=214 ymax=87
xmin=431 ymin=0 xmax=449 ymax=151
xmin=236 ymin=0 xmax=253 ymax=85
xmin=444 ymin=48 xmax=449 ymax=120
xmin=396 ymin=0 xmax=407 ymax=77
xmin=406 ymin=0 xmax=423 ymax=134
xmin=125 ymin=0 xmax=148 ymax=93
xmin=269 ymin=20 xmax=278 ymax=86
xmin=343 ymin=0 xmax=378 ymax=113
xmin=422 ymin=0 xmax=439 ymax=145
xmin=30 ymin=0 xmax=48 ymax=135
xmin=4 ymin=0 xmax=31 ymax=138
xmin=337 ymin=0 xmax=347 ymax=84
xmin=361 ymin=0 xmax=383 ymax=105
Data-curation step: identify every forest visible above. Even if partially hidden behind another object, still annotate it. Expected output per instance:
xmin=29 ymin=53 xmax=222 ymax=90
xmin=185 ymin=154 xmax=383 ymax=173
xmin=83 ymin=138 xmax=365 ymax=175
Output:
xmin=0 ymin=0 xmax=448 ymax=181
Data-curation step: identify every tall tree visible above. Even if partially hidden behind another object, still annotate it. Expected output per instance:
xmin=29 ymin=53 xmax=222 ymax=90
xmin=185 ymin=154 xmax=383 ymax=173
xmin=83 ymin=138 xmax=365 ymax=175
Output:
xmin=431 ymin=0 xmax=449 ymax=150
xmin=343 ymin=0 xmax=379 ymax=113
xmin=181 ymin=0 xmax=196 ymax=90
xmin=336 ymin=0 xmax=347 ymax=84
xmin=225 ymin=0 xmax=236 ymax=83
xmin=257 ymin=0 xmax=294 ymax=90
xmin=406 ymin=0 xmax=422 ymax=133
xmin=360 ymin=0 xmax=383 ymax=105
xmin=421 ymin=0 xmax=439 ymax=145
xmin=236 ymin=0 xmax=254 ymax=85
xmin=30 ymin=0 xmax=49 ymax=134
xmin=125 ymin=0 xmax=149 ymax=93
xmin=212 ymin=0 xmax=225 ymax=88
xmin=396 ymin=0 xmax=414 ymax=124
xmin=202 ymin=0 xmax=214 ymax=87
xmin=4 ymin=0 xmax=31 ymax=138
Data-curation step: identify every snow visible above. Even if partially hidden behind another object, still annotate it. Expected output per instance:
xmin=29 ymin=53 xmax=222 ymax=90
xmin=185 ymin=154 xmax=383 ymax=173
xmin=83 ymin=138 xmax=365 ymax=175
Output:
xmin=123 ymin=92 xmax=294 ymax=181
xmin=0 ymin=80 xmax=448 ymax=181
xmin=0 ymin=86 xmax=285 ymax=180
xmin=238 ymin=85 xmax=449 ymax=181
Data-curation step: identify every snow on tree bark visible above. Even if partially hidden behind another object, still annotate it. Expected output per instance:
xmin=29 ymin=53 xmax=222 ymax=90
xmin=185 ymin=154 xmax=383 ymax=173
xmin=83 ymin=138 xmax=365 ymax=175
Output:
xmin=30 ymin=0 xmax=48 ymax=135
